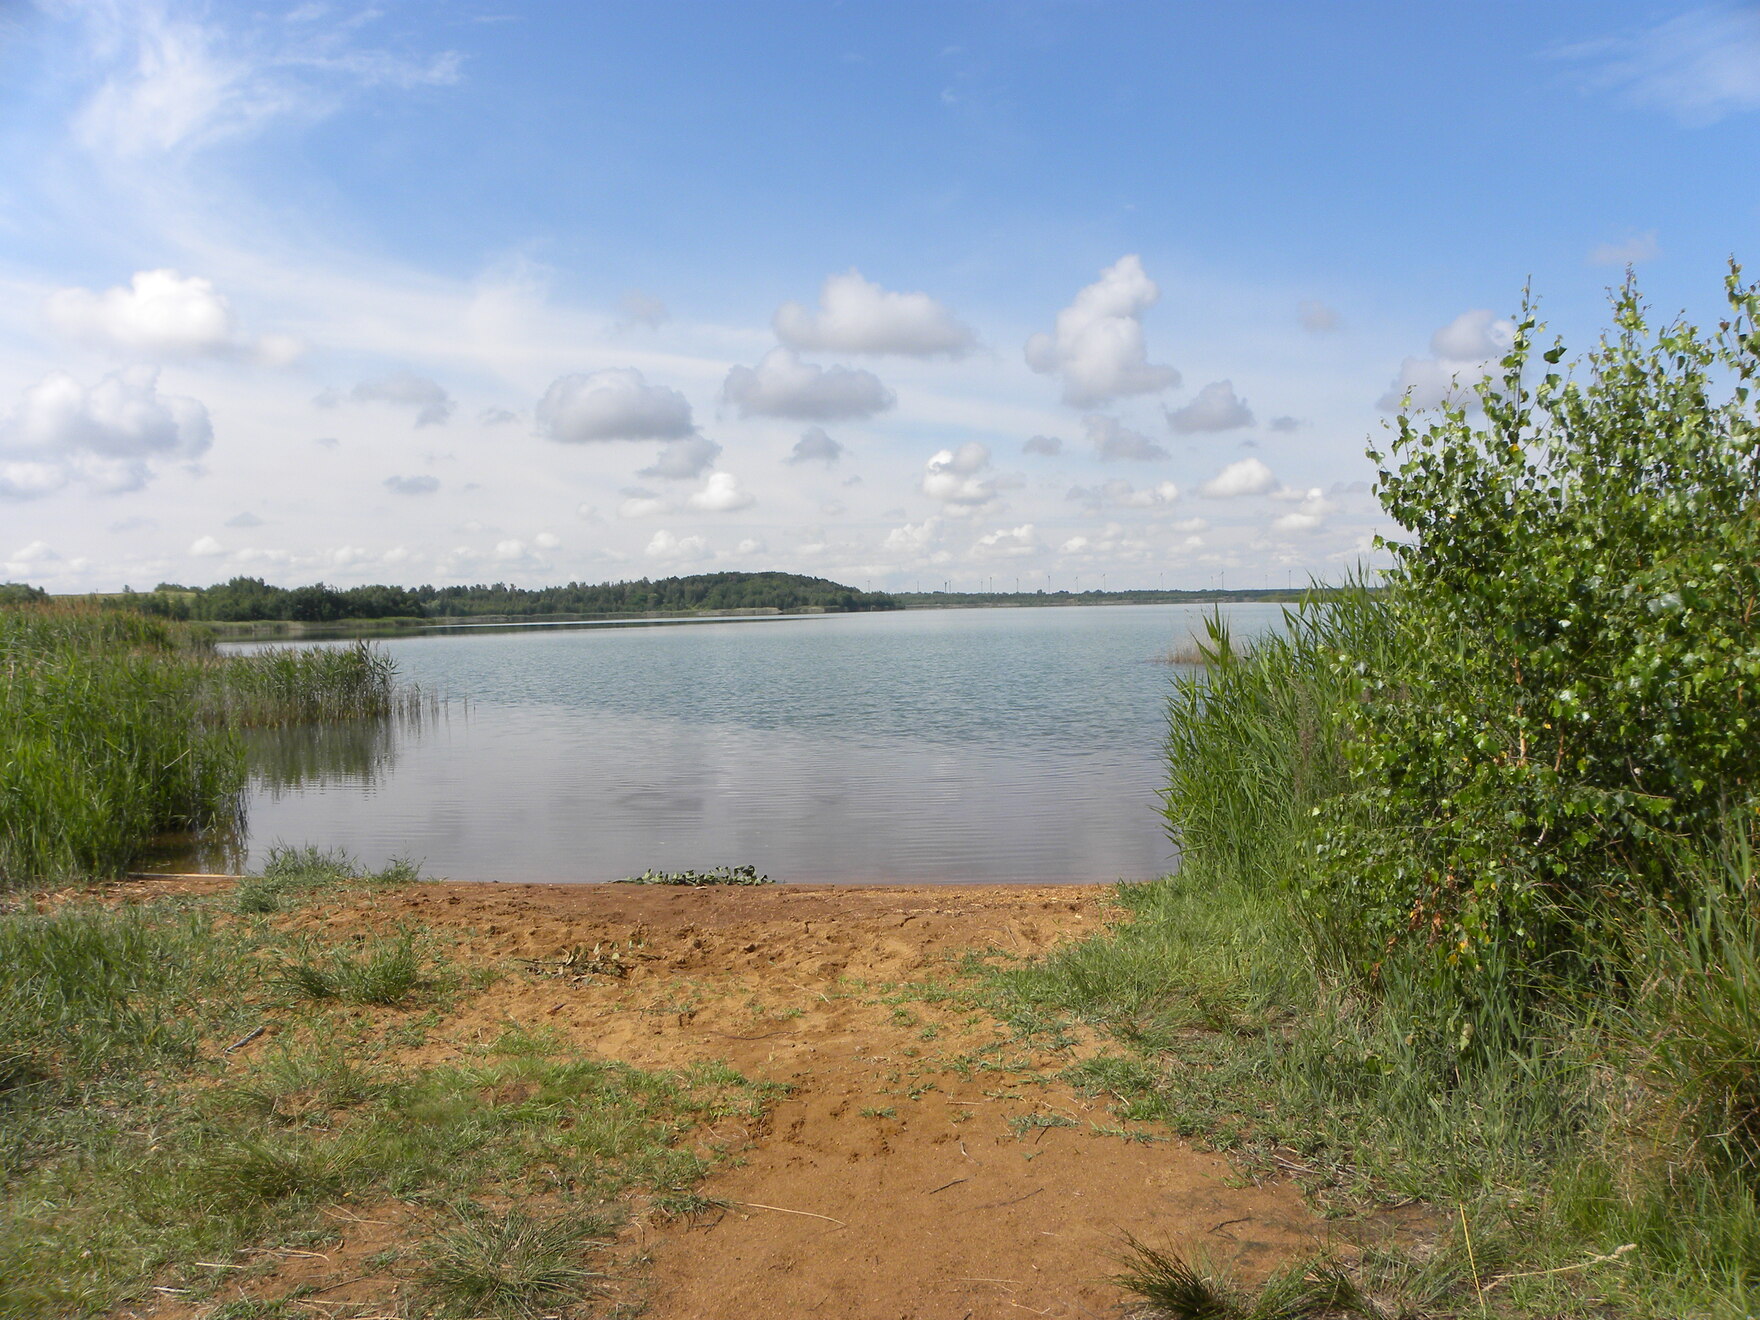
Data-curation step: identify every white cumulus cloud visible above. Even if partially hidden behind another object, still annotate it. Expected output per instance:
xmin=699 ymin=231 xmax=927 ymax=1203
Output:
xmin=645 ymin=529 xmax=709 ymax=562
xmin=973 ymin=524 xmax=1042 ymax=558
xmin=1377 ymin=309 xmax=1516 ymax=412
xmin=882 ymin=518 xmax=948 ymax=561
xmin=537 ymin=367 xmax=695 ymax=442
xmin=1067 ymin=479 xmax=1180 ymax=510
xmin=922 ymin=442 xmax=999 ymax=513
xmin=1271 ymin=488 xmax=1338 ymax=535
xmin=3 ymin=540 xmax=60 ymax=576
xmin=0 ymin=463 xmax=71 ymax=500
xmin=1025 ymin=255 xmax=1179 ymax=406
xmin=1200 ymin=457 xmax=1278 ymax=498
xmin=350 ymin=372 xmax=455 ymax=427
xmin=1166 ymin=380 xmax=1254 ymax=433
xmin=1084 ymin=414 xmax=1169 ymax=462
xmin=617 ymin=289 xmax=669 ymax=330
xmin=774 ymin=269 xmax=976 ymax=357
xmin=1588 ymin=231 xmax=1660 ymax=265
xmin=0 ymin=368 xmax=212 ymax=498
xmin=383 ymin=474 xmax=439 ymax=495
xmin=721 ymin=348 xmax=895 ymax=420
xmin=685 ymin=471 xmax=755 ymax=513
xmin=640 ymin=436 xmax=722 ymax=480
xmin=189 ymin=535 xmax=224 ymax=556
xmin=617 ymin=488 xmax=669 ymax=519
xmin=784 ymin=426 xmax=844 ymax=465
xmin=1298 ymin=300 xmax=1341 ymax=333
xmin=45 ymin=269 xmax=233 ymax=359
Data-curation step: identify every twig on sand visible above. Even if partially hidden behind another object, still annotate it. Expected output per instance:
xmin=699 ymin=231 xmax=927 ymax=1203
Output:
xmin=320 ymin=1208 xmax=392 ymax=1226
xmin=973 ymin=1188 xmax=1042 ymax=1211
xmin=302 ymin=1275 xmax=372 ymax=1297
xmin=927 ymin=1177 xmax=968 ymax=1195
xmin=737 ymin=1201 xmax=846 ymax=1227
xmin=224 ymin=1025 xmax=266 ymax=1053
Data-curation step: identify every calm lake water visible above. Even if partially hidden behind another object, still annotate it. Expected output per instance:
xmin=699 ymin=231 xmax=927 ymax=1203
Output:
xmin=181 ymin=603 xmax=1284 ymax=885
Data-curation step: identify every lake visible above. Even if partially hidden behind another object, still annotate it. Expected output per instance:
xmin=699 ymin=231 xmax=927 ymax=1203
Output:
xmin=177 ymin=603 xmax=1285 ymax=884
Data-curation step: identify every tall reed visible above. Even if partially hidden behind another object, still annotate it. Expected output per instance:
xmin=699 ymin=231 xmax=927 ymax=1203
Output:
xmin=1 ymin=604 xmax=241 ymax=884
xmin=198 ymin=639 xmax=435 ymax=727
xmin=1 ymin=606 xmax=425 ymax=886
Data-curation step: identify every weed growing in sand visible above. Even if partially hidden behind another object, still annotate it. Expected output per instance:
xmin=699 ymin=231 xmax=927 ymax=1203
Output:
xmin=1007 ymin=1112 xmax=1076 ymax=1139
xmin=1113 ymin=1238 xmax=1373 ymax=1320
xmin=653 ymin=1191 xmax=730 ymax=1219
xmin=275 ymin=934 xmax=429 ymax=1006
xmin=235 ymin=844 xmax=421 ymax=913
xmin=210 ymin=1045 xmax=398 ymax=1128
xmin=407 ymin=1204 xmax=613 ymax=1319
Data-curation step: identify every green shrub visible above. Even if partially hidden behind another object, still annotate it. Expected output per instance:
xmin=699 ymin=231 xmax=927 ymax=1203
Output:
xmin=1316 ymin=270 xmax=1760 ymax=999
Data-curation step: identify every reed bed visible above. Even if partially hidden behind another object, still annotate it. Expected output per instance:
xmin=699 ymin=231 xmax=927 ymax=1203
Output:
xmin=199 ymin=639 xmax=441 ymax=727
xmin=1 ymin=605 xmax=242 ymax=885
xmin=0 ymin=604 xmax=426 ymax=886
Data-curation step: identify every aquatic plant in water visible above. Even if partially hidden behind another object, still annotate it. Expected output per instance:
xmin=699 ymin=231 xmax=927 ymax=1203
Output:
xmin=614 ymin=865 xmax=771 ymax=886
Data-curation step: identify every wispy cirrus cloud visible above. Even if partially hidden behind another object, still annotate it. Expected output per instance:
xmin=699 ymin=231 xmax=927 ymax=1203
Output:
xmin=1558 ymin=6 xmax=1760 ymax=126
xmin=70 ymin=0 xmax=461 ymax=159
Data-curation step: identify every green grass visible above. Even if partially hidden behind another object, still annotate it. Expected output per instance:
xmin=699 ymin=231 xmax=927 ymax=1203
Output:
xmin=233 ymin=843 xmax=421 ymax=913
xmin=274 ymin=933 xmax=428 ymax=1005
xmin=408 ymin=1205 xmax=614 ymax=1318
xmin=0 ymin=869 xmax=776 ymax=1317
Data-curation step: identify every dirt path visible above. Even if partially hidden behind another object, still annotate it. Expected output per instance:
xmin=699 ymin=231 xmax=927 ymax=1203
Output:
xmin=124 ymin=879 xmax=1334 ymax=1318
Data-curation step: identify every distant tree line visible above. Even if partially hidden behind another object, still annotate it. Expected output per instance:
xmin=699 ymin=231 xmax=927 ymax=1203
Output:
xmin=0 ymin=583 xmax=48 ymax=606
xmin=122 ymin=572 xmax=898 ymax=622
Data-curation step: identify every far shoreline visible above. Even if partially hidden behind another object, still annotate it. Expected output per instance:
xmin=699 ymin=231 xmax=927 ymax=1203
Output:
xmin=200 ymin=588 xmax=1315 ymax=642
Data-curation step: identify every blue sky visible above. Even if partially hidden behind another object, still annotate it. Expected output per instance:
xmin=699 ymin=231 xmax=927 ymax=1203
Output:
xmin=2 ymin=1 xmax=1757 ymax=592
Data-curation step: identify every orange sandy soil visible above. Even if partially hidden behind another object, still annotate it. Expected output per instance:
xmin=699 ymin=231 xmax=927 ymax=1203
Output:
xmin=104 ymin=877 xmax=1379 ymax=1320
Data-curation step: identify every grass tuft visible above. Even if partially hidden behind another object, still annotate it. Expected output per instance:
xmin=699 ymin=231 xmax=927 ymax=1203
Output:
xmin=408 ymin=1205 xmax=612 ymax=1318
xmin=275 ymin=935 xmax=426 ymax=1006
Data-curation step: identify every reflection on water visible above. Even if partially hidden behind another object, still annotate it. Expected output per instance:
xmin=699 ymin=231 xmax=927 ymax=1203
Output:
xmin=245 ymin=711 xmax=437 ymax=797
xmin=162 ymin=603 xmax=1286 ymax=884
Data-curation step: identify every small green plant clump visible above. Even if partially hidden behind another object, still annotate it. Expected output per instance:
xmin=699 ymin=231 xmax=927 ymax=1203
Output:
xmin=409 ymin=1205 xmax=612 ymax=1319
xmin=615 ymin=864 xmax=772 ymax=886
xmin=233 ymin=844 xmax=421 ymax=913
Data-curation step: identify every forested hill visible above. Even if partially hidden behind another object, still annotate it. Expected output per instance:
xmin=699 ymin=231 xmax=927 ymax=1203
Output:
xmin=130 ymin=572 xmax=899 ymax=623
